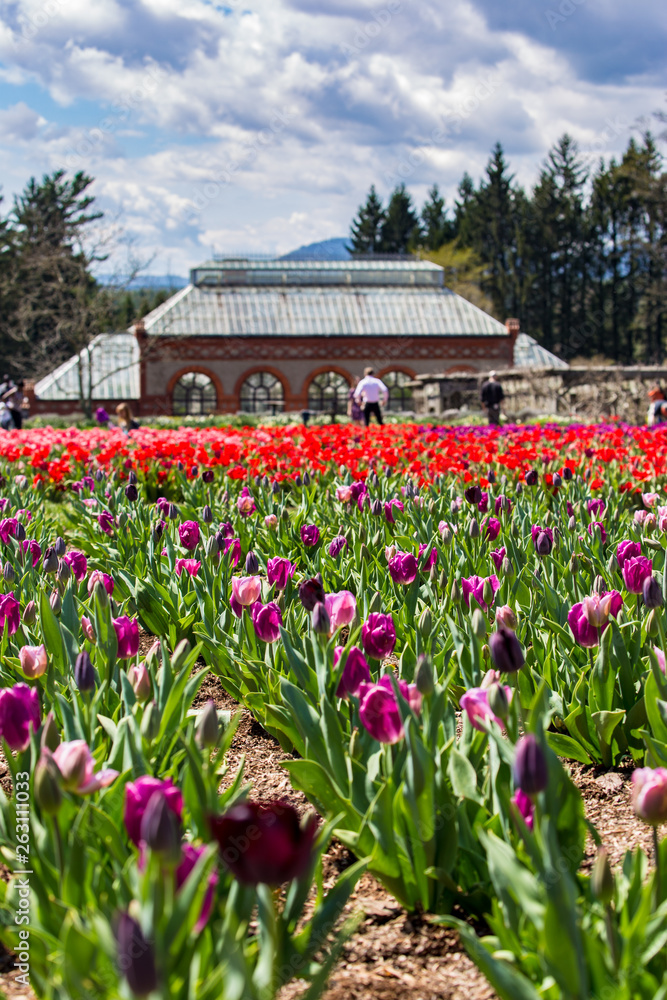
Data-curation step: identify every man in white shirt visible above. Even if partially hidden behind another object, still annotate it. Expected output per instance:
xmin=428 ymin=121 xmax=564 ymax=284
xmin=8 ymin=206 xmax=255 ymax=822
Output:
xmin=354 ymin=367 xmax=389 ymax=426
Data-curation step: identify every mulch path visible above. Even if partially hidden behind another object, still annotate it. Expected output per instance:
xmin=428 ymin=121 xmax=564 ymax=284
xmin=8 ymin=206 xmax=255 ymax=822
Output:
xmin=0 ymin=665 xmax=656 ymax=1000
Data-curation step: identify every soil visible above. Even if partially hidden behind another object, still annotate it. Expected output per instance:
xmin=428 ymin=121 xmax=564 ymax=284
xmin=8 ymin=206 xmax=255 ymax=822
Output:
xmin=0 ymin=668 xmax=657 ymax=1000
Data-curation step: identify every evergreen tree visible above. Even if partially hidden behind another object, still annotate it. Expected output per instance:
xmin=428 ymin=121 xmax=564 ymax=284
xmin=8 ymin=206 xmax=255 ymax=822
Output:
xmin=380 ymin=184 xmax=420 ymax=253
xmin=420 ymin=185 xmax=452 ymax=250
xmin=348 ymin=185 xmax=385 ymax=255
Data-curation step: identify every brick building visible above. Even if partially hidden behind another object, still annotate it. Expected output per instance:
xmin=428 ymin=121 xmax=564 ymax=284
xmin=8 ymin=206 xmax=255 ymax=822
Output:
xmin=33 ymin=257 xmax=526 ymax=416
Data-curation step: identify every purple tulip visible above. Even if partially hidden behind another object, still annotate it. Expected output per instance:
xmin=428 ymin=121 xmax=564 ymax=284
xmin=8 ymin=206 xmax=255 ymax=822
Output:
xmin=95 ymin=406 xmax=110 ymax=424
xmin=300 ymin=524 xmax=320 ymax=547
xmin=525 ymin=470 xmax=538 ymax=486
xmin=616 ymin=539 xmax=641 ymax=570
xmin=299 ymin=577 xmax=326 ymax=611
xmin=464 ymin=485 xmax=482 ymax=505
xmin=388 ymin=551 xmax=418 ymax=585
xmin=511 ymin=788 xmax=534 ymax=830
xmin=251 ymin=601 xmax=283 ymax=642
xmin=483 ymin=516 xmax=501 ymax=542
xmin=0 ymin=683 xmax=40 ymax=750
xmin=334 ymin=645 xmax=371 ymax=698
xmin=477 ymin=491 xmax=489 ymax=513
xmin=112 ymin=616 xmax=140 ymax=658
xmin=267 ymin=557 xmax=295 ymax=589
xmin=588 ymin=521 xmax=607 ymax=544
xmin=87 ymin=570 xmax=114 ymax=596
xmin=460 ymin=685 xmax=510 ymax=731
xmin=61 ymin=549 xmax=87 ymax=581
xmin=221 ymin=537 xmax=241 ymax=567
xmin=490 ymin=546 xmax=506 ymax=571
xmin=489 ymin=628 xmax=524 ymax=673
xmin=156 ymin=497 xmax=170 ymax=516
xmin=460 ymin=574 xmax=500 ymax=612
xmin=384 ymin=498 xmax=404 ymax=523
xmin=513 ymin=734 xmax=548 ymax=795
xmin=494 ymin=495 xmax=512 ymax=516
xmin=209 ymin=800 xmax=316 ymax=885
xmin=124 ymin=776 xmax=183 ymax=846
xmin=622 ymin=555 xmax=653 ymax=594
xmin=358 ymin=675 xmax=421 ymax=744
xmin=0 ymin=593 xmax=21 ymax=635
xmin=176 ymin=844 xmax=218 ymax=932
xmin=178 ymin=520 xmax=200 ymax=550
xmin=361 ymin=612 xmax=396 ymax=660
xmin=328 ymin=535 xmax=348 ymax=558
xmin=0 ymin=518 xmax=18 ymax=544
xmin=567 ymin=591 xmax=622 ymax=647
xmin=587 ymin=498 xmax=605 ymax=518
xmin=116 ymin=913 xmax=158 ymax=997
xmin=531 ymin=524 xmax=553 ymax=555
xmin=418 ymin=544 xmax=438 ymax=571
xmin=21 ymin=539 xmax=42 ymax=567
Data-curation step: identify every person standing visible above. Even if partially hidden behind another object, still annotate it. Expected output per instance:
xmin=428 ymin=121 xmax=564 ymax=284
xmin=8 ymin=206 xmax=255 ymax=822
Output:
xmin=2 ymin=379 xmax=27 ymax=429
xmin=347 ymin=377 xmax=364 ymax=425
xmin=116 ymin=402 xmax=140 ymax=433
xmin=480 ymin=371 xmax=504 ymax=426
xmin=354 ymin=367 xmax=388 ymax=427
xmin=647 ymin=384 xmax=667 ymax=425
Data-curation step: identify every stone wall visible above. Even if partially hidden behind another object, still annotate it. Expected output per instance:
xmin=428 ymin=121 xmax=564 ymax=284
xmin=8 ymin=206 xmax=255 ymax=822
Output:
xmin=409 ymin=366 xmax=667 ymax=424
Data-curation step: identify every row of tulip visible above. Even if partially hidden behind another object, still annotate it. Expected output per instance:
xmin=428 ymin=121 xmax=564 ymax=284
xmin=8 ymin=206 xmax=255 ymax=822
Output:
xmin=0 ymin=435 xmax=667 ymax=997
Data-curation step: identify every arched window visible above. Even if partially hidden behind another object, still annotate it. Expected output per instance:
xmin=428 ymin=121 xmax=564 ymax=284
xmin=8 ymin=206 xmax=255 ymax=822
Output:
xmin=239 ymin=372 xmax=285 ymax=414
xmin=383 ymin=370 xmax=414 ymax=412
xmin=307 ymin=371 xmax=350 ymax=414
xmin=172 ymin=372 xmax=217 ymax=416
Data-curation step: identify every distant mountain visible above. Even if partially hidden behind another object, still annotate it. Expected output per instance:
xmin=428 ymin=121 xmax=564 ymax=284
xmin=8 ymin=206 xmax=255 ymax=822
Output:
xmin=96 ymin=274 xmax=189 ymax=290
xmin=279 ymin=237 xmax=351 ymax=261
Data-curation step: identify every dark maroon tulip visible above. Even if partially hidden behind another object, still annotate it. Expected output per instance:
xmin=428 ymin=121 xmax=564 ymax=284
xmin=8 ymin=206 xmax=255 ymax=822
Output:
xmin=299 ymin=577 xmax=326 ymax=611
xmin=464 ymin=485 xmax=482 ymax=505
xmin=202 ymin=469 xmax=215 ymax=483
xmin=643 ymin=575 xmax=663 ymax=609
xmin=489 ymin=628 xmax=524 ymax=673
xmin=140 ymin=791 xmax=182 ymax=863
xmin=116 ymin=913 xmax=158 ymax=997
xmin=525 ymin=470 xmax=538 ymax=486
xmin=125 ymin=484 xmax=138 ymax=502
xmin=312 ymin=602 xmax=331 ymax=634
xmin=562 ymin=467 xmax=573 ymax=481
xmin=513 ymin=734 xmax=548 ymax=795
xmin=245 ymin=551 xmax=259 ymax=575
xmin=209 ymin=801 xmax=316 ymax=885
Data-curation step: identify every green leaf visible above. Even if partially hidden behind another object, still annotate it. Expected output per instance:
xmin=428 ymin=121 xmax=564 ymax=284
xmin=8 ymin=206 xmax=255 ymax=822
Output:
xmin=545 ymin=732 xmax=592 ymax=765
xmin=445 ymin=918 xmax=542 ymax=1000
xmin=448 ymin=748 xmax=482 ymax=804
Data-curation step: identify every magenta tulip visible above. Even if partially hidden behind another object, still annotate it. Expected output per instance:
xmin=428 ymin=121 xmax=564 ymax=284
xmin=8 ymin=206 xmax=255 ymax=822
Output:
xmin=63 ymin=550 xmax=87 ymax=581
xmin=358 ymin=675 xmax=421 ymax=744
xmin=0 ymin=683 xmax=40 ymax=750
xmin=112 ymin=616 xmax=140 ymax=658
xmin=588 ymin=521 xmax=607 ymax=543
xmin=0 ymin=593 xmax=21 ymax=635
xmin=251 ymin=601 xmax=283 ymax=642
xmin=460 ymin=685 xmax=510 ymax=732
xmin=176 ymin=844 xmax=218 ymax=932
xmin=460 ymin=574 xmax=500 ymax=612
xmin=328 ymin=535 xmax=348 ymax=558
xmin=384 ymin=498 xmax=404 ymax=523
xmin=300 ymin=524 xmax=320 ymax=547
xmin=567 ymin=591 xmax=622 ymax=647
xmin=21 ymin=539 xmax=42 ymax=567
xmin=87 ymin=570 xmax=114 ymax=596
xmin=388 ymin=551 xmax=418 ymax=585
xmin=124 ymin=776 xmax=184 ymax=845
xmin=178 ymin=520 xmax=200 ymax=550
xmin=491 ymin=546 xmax=506 ymax=571
xmin=175 ymin=558 xmax=201 ymax=578
xmin=616 ymin=539 xmax=641 ymax=569
xmin=97 ymin=511 xmax=115 ymax=536
xmin=361 ymin=612 xmax=396 ymax=660
xmin=267 ymin=557 xmax=295 ymax=590
xmin=334 ymin=645 xmax=371 ymax=698
xmin=622 ymin=556 xmax=653 ymax=594
xmin=511 ymin=788 xmax=534 ymax=830
xmin=483 ymin=517 xmax=501 ymax=542
xmin=209 ymin=800 xmax=316 ymax=885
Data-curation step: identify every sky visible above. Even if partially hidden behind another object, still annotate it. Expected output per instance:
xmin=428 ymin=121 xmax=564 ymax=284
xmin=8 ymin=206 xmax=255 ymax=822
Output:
xmin=0 ymin=0 xmax=665 ymax=275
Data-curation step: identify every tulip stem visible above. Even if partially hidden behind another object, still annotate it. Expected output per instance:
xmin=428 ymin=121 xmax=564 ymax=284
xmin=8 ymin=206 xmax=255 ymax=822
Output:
xmin=604 ymin=905 xmax=619 ymax=972
xmin=52 ymin=814 xmax=64 ymax=889
xmin=656 ymin=615 xmax=667 ymax=683
xmin=653 ymin=826 xmax=662 ymax=908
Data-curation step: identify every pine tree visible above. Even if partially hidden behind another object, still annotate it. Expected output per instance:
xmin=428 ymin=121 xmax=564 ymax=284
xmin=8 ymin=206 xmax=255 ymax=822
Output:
xmin=420 ymin=185 xmax=452 ymax=250
xmin=348 ymin=186 xmax=385 ymax=255
xmin=380 ymin=184 xmax=420 ymax=253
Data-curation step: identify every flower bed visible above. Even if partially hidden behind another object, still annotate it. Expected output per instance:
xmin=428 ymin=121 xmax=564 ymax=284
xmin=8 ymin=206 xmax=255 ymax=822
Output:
xmin=0 ymin=422 xmax=667 ymax=999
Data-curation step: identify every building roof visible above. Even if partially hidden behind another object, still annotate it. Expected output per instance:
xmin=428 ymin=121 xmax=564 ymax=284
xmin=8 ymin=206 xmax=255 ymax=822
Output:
xmin=141 ymin=258 xmax=509 ymax=339
xmin=513 ymin=333 xmax=568 ymax=369
xmin=34 ymin=333 xmax=140 ymax=402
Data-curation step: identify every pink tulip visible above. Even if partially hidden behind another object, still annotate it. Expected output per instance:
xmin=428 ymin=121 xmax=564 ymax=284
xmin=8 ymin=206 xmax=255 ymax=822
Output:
xmin=251 ymin=601 xmax=283 ymax=642
xmin=231 ymin=575 xmax=262 ymax=607
xmin=324 ymin=590 xmax=357 ymax=632
xmin=333 ymin=645 xmax=371 ymax=698
xmin=0 ymin=683 xmax=40 ymax=750
xmin=113 ymin=616 xmax=140 ymax=658
xmin=631 ymin=767 xmax=667 ymax=825
xmin=460 ymin=686 xmax=510 ymax=731
xmin=52 ymin=740 xmax=118 ymax=794
xmin=335 ymin=485 xmax=353 ymax=503
xmin=128 ymin=663 xmax=152 ymax=702
xmin=19 ymin=644 xmax=47 ymax=679
xmin=264 ymin=514 xmax=278 ymax=530
xmin=175 ymin=558 xmax=201 ymax=578
xmin=81 ymin=615 xmax=96 ymax=643
xmin=124 ymin=776 xmax=183 ymax=845
xmin=176 ymin=844 xmax=218 ymax=933
xmin=358 ymin=675 xmax=421 ymax=744
xmin=460 ymin=575 xmax=500 ymax=612
xmin=87 ymin=570 xmax=114 ymax=596
xmin=237 ymin=494 xmax=256 ymax=516
xmin=643 ymin=492 xmax=660 ymax=508
xmin=495 ymin=605 xmax=517 ymax=630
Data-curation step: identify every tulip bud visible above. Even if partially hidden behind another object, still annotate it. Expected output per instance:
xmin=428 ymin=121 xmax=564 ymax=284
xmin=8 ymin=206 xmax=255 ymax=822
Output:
xmin=516 ymin=482 xmax=523 ymax=495
xmin=593 ymin=574 xmax=606 ymax=595
xmin=312 ymin=601 xmax=331 ymax=635
xmin=52 ymin=535 xmax=66 ymax=558
xmin=471 ymin=608 xmax=486 ymax=639
xmin=500 ymin=556 xmax=514 ymax=579
xmin=495 ymin=604 xmax=518 ymax=630
xmin=205 ymin=535 xmax=219 ymax=558
xmin=643 ymin=575 xmax=663 ymax=609
xmin=50 ymin=590 xmax=61 ymax=615
xmin=535 ymin=531 xmax=553 ymax=556
xmin=245 ymin=551 xmax=259 ymax=575
xmin=552 ymin=472 xmax=562 ymax=488
xmin=489 ymin=627 xmax=525 ymax=674
xmin=117 ymin=512 xmax=128 ymax=531
xmin=591 ymin=849 xmax=614 ymax=905
xmin=74 ymin=651 xmax=96 ymax=693
xmin=415 ymin=654 xmax=434 ymax=696
xmin=450 ymin=499 xmax=459 ymax=514
xmin=646 ymin=609 xmax=660 ymax=637
xmin=469 ymin=518 xmax=480 ymax=539
xmin=303 ymin=471 xmax=311 ymax=486
xmin=23 ymin=600 xmax=36 ymax=626
xmin=171 ymin=638 xmax=191 ymax=673
xmin=487 ymin=468 xmax=496 ymax=484
xmin=202 ymin=504 xmax=213 ymax=524
xmin=140 ymin=791 xmax=182 ymax=863
xmin=487 ymin=681 xmax=509 ymax=720
xmin=370 ymin=498 xmax=382 ymax=516
xmin=34 ymin=754 xmax=62 ymax=815
xmin=418 ymin=606 xmax=432 ymax=640
xmin=294 ymin=475 xmax=302 ymax=488
xmin=168 ymin=503 xmax=179 ymax=520
xmin=94 ymin=579 xmax=109 ymax=608
xmin=43 ymin=546 xmax=58 ymax=573
xmin=481 ymin=642 xmax=490 ymax=662
xmin=125 ymin=484 xmax=138 ymax=502
xmin=525 ymin=470 xmax=537 ymax=486
xmin=482 ymin=578 xmax=494 ymax=607
xmin=14 ymin=520 xmax=25 ymax=541
xmin=116 ymin=913 xmax=159 ymax=997
xmin=349 ymin=728 xmax=362 ymax=760
xmin=513 ymin=733 xmax=548 ymax=795
xmin=440 ymin=526 xmax=453 ymax=546
xmin=56 ymin=559 xmax=71 ymax=586
xmin=140 ymin=700 xmax=160 ymax=742
xmin=41 ymin=712 xmax=61 ymax=752
xmin=3 ymin=561 xmax=14 ymax=583
xmin=196 ymin=700 xmax=220 ymax=748
xmin=127 ymin=470 xmax=137 ymax=485
xmin=450 ymin=579 xmax=461 ymax=605
xmin=464 ymin=485 xmax=482 ymax=505
xmin=570 ymin=553 xmax=579 ymax=572
xmin=563 ymin=466 xmax=573 ymax=481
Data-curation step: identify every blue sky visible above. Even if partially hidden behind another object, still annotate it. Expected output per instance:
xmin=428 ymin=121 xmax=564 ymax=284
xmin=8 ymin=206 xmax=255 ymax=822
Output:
xmin=0 ymin=0 xmax=665 ymax=274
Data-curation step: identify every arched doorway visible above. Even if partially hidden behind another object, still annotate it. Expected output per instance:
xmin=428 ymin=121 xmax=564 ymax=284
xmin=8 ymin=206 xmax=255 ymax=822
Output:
xmin=383 ymin=370 xmax=414 ymax=412
xmin=239 ymin=371 xmax=285 ymax=414
xmin=172 ymin=372 xmax=217 ymax=416
xmin=307 ymin=371 xmax=350 ymax=415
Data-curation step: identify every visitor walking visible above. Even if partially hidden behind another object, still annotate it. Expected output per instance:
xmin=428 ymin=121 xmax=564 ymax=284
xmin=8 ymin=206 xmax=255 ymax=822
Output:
xmin=347 ymin=377 xmax=364 ymax=425
xmin=354 ymin=367 xmax=388 ymax=427
xmin=480 ymin=371 xmax=504 ymax=426
xmin=2 ymin=379 xmax=28 ymax=429
xmin=0 ymin=374 xmax=12 ymax=398
xmin=647 ymin=385 xmax=667 ymax=425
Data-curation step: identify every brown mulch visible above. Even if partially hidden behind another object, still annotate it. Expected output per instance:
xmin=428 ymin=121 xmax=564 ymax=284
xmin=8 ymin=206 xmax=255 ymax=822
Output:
xmin=0 ymin=663 xmax=657 ymax=1000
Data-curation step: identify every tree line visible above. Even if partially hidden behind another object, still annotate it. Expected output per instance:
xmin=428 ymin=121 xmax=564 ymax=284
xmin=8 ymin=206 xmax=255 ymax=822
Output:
xmin=349 ymin=133 xmax=667 ymax=363
xmin=0 ymin=170 xmax=167 ymax=383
